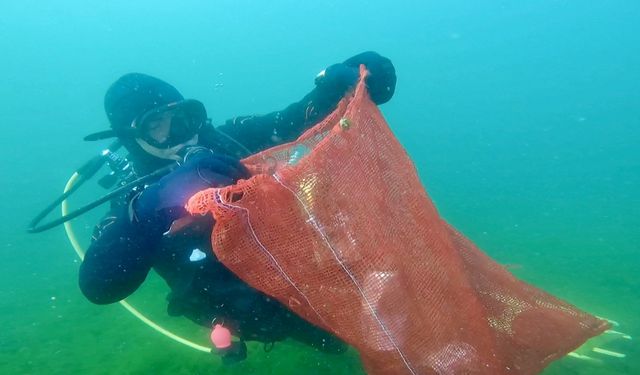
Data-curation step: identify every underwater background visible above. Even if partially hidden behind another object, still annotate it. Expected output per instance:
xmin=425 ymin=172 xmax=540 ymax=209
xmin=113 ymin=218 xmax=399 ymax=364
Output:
xmin=1 ymin=0 xmax=638 ymax=374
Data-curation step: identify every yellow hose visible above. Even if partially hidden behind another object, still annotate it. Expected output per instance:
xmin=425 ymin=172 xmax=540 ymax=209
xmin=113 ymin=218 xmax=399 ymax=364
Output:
xmin=62 ymin=172 xmax=211 ymax=353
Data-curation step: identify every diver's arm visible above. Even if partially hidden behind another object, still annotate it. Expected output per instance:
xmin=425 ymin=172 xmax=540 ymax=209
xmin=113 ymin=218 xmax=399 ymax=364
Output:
xmin=79 ymin=206 xmax=156 ymax=304
xmin=213 ymin=51 xmax=396 ymax=153
xmin=79 ymin=151 xmax=248 ymax=305
xmin=214 ymin=82 xmax=347 ymax=154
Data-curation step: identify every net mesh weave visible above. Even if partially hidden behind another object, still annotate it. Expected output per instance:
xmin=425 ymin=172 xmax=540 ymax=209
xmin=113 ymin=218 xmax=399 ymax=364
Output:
xmin=186 ymin=67 xmax=608 ymax=374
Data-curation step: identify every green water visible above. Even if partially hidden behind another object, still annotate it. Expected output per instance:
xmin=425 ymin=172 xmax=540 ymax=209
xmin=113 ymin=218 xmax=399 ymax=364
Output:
xmin=1 ymin=1 xmax=638 ymax=374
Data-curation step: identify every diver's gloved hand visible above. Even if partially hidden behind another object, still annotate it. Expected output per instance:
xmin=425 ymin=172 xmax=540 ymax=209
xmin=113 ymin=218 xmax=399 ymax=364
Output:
xmin=343 ymin=51 xmax=397 ymax=104
xmin=314 ymin=63 xmax=359 ymax=94
xmin=133 ymin=151 xmax=250 ymax=235
xmin=315 ymin=51 xmax=397 ymax=104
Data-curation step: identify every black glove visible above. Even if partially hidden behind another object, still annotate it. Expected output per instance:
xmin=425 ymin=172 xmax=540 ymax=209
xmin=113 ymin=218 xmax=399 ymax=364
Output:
xmin=133 ymin=150 xmax=250 ymax=235
xmin=315 ymin=51 xmax=396 ymax=105
xmin=314 ymin=63 xmax=359 ymax=93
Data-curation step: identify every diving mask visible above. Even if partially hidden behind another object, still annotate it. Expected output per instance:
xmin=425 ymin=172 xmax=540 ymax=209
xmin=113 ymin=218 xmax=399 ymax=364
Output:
xmin=132 ymin=99 xmax=206 ymax=149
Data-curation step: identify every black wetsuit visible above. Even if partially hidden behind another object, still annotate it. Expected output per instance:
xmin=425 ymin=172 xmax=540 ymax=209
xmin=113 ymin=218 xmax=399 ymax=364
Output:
xmin=78 ymin=52 xmax=396 ymax=352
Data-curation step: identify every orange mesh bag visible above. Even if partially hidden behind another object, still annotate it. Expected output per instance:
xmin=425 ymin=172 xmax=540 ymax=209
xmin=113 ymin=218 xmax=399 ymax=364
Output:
xmin=186 ymin=67 xmax=608 ymax=374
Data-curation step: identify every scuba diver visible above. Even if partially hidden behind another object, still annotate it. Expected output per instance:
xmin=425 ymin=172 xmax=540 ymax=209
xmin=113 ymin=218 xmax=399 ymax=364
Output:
xmin=77 ymin=51 xmax=396 ymax=363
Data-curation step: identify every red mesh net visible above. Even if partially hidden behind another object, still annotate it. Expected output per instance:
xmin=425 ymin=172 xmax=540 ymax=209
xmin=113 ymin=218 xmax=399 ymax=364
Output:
xmin=186 ymin=67 xmax=608 ymax=374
